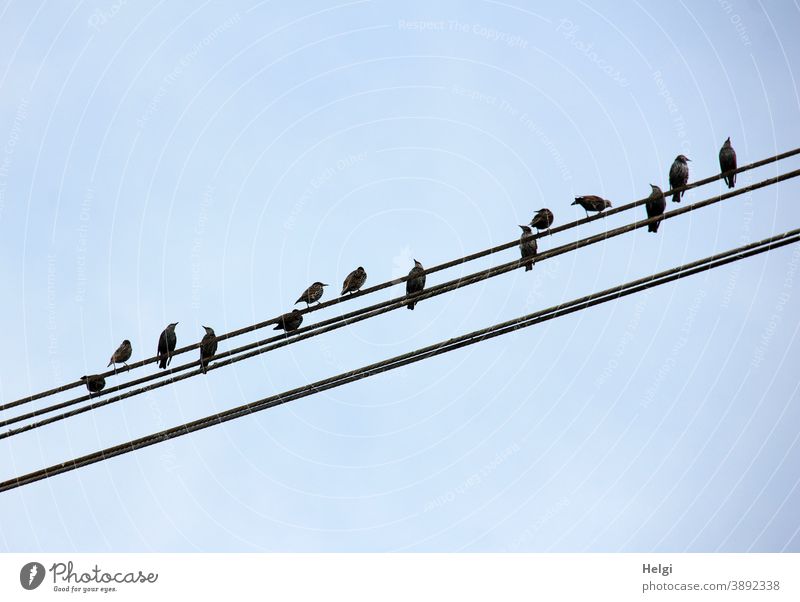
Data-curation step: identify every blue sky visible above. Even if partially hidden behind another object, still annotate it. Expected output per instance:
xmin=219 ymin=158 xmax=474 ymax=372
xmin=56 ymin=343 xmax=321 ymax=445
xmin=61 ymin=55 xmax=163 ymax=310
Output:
xmin=1 ymin=0 xmax=799 ymax=551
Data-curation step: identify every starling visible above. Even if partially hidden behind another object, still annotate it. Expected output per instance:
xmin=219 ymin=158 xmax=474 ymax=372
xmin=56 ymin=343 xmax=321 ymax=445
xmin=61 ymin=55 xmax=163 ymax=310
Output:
xmin=645 ymin=184 xmax=666 ymax=233
xmin=274 ymin=309 xmax=303 ymax=332
xmin=80 ymin=374 xmax=105 ymax=396
xmin=107 ymin=339 xmax=132 ymax=370
xmin=341 ymin=266 xmax=367 ymax=295
xmin=572 ymin=195 xmax=612 ymax=217
xmin=530 ymin=208 xmax=554 ymax=234
xmin=295 ymin=282 xmax=328 ymax=307
xmin=719 ymin=137 xmax=737 ymax=189
xmin=519 ymin=225 xmax=537 ymax=272
xmin=157 ymin=322 xmax=178 ymax=369
xmin=406 ymin=260 xmax=426 ymax=310
xmin=669 ymin=154 xmax=690 ymax=202
xmin=199 ymin=326 xmax=218 ymax=374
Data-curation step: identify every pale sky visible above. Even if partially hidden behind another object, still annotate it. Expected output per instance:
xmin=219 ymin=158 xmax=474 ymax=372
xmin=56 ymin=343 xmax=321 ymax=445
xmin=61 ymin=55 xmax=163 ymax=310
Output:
xmin=1 ymin=0 xmax=799 ymax=551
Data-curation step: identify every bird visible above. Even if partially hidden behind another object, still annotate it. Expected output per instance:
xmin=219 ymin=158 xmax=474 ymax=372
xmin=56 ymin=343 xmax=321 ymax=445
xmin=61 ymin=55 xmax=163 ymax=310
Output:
xmin=107 ymin=339 xmax=132 ymax=371
xmin=519 ymin=225 xmax=537 ymax=272
xmin=645 ymin=184 xmax=666 ymax=233
xmin=572 ymin=195 xmax=612 ymax=217
xmin=529 ymin=208 xmax=554 ymax=234
xmin=295 ymin=282 xmax=328 ymax=307
xmin=274 ymin=309 xmax=303 ymax=332
xmin=719 ymin=137 xmax=737 ymax=188
xmin=669 ymin=154 xmax=690 ymax=202
xmin=157 ymin=322 xmax=178 ymax=369
xmin=405 ymin=260 xmax=426 ymax=310
xmin=80 ymin=374 xmax=106 ymax=397
xmin=199 ymin=326 xmax=218 ymax=374
xmin=341 ymin=266 xmax=367 ymax=295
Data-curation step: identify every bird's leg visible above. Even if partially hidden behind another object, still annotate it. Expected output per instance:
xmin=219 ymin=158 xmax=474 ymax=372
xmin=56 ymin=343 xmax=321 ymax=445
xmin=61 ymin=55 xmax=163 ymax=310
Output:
xmin=124 ymin=362 xmax=130 ymax=371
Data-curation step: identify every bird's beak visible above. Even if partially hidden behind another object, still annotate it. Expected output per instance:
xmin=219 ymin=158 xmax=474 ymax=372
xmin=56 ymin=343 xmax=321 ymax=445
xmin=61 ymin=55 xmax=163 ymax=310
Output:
xmin=519 ymin=225 xmax=526 ymax=229
xmin=322 ymin=283 xmax=329 ymax=286
xmin=686 ymin=158 xmax=692 ymax=161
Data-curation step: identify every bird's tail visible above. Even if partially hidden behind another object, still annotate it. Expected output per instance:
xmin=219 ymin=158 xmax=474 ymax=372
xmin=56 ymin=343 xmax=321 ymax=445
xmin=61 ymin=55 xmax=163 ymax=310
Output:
xmin=407 ymin=301 xmax=415 ymax=310
xmin=158 ymin=356 xmax=166 ymax=369
xmin=200 ymin=361 xmax=207 ymax=375
xmin=671 ymin=191 xmax=681 ymax=203
xmin=726 ymin=174 xmax=735 ymax=189
xmin=525 ymin=262 xmax=533 ymax=272
xmin=648 ymin=221 xmax=660 ymax=233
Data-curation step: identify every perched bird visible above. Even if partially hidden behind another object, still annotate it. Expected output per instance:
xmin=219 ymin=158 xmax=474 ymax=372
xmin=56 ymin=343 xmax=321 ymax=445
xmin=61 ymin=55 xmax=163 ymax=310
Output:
xmin=669 ymin=154 xmax=690 ymax=202
xmin=107 ymin=339 xmax=132 ymax=370
xmin=295 ymin=282 xmax=328 ymax=307
xmin=719 ymin=137 xmax=737 ymax=188
xmin=274 ymin=309 xmax=303 ymax=332
xmin=199 ymin=326 xmax=218 ymax=374
xmin=80 ymin=374 xmax=106 ymax=396
xmin=405 ymin=260 xmax=426 ymax=310
xmin=645 ymin=184 xmax=666 ymax=233
xmin=519 ymin=225 xmax=537 ymax=272
xmin=572 ymin=195 xmax=612 ymax=217
xmin=157 ymin=322 xmax=178 ymax=369
xmin=341 ymin=266 xmax=367 ymax=295
xmin=530 ymin=208 xmax=554 ymax=234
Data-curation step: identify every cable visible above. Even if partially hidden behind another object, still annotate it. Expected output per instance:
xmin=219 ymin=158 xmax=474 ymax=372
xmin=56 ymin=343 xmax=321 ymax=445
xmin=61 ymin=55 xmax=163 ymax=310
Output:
xmin=5 ymin=147 xmax=799 ymax=411
xmin=2 ymin=228 xmax=796 ymax=492
xmin=3 ymin=168 xmax=799 ymax=435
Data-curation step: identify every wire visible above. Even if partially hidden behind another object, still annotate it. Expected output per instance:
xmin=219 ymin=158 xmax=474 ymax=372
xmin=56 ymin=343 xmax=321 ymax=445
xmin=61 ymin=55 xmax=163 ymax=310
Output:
xmin=2 ymin=228 xmax=796 ymax=492
xmin=3 ymin=167 xmax=799 ymax=436
xmin=4 ymin=146 xmax=798 ymax=411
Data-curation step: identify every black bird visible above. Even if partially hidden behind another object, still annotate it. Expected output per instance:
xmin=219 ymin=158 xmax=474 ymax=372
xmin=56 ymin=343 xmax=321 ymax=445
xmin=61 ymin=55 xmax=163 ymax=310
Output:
xmin=199 ymin=326 xmax=218 ymax=374
xmin=572 ymin=195 xmax=612 ymax=217
xmin=295 ymin=282 xmax=328 ymax=307
xmin=519 ymin=225 xmax=537 ymax=272
xmin=719 ymin=137 xmax=737 ymax=188
xmin=645 ymin=184 xmax=666 ymax=233
xmin=80 ymin=374 xmax=105 ymax=397
xmin=157 ymin=322 xmax=178 ymax=369
xmin=107 ymin=339 xmax=132 ymax=370
xmin=530 ymin=208 xmax=554 ymax=234
xmin=405 ymin=260 xmax=426 ymax=310
xmin=341 ymin=266 xmax=367 ymax=295
xmin=669 ymin=154 xmax=690 ymax=202
xmin=274 ymin=309 xmax=303 ymax=332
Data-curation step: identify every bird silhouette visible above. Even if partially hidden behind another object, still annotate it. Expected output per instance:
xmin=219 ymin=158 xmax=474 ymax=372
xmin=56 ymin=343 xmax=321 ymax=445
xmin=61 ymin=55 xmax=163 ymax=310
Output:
xmin=645 ymin=184 xmax=666 ymax=233
xmin=519 ymin=225 xmax=537 ymax=271
xmin=107 ymin=339 xmax=132 ymax=371
xmin=572 ymin=195 xmax=612 ymax=217
xmin=719 ymin=138 xmax=737 ymax=189
xmin=274 ymin=309 xmax=303 ymax=332
xmin=669 ymin=154 xmax=690 ymax=202
xmin=157 ymin=322 xmax=178 ymax=369
xmin=341 ymin=266 xmax=367 ymax=295
xmin=405 ymin=260 xmax=426 ymax=310
xmin=295 ymin=282 xmax=328 ymax=307
xmin=530 ymin=208 xmax=554 ymax=234
xmin=199 ymin=326 xmax=218 ymax=374
xmin=80 ymin=374 xmax=106 ymax=397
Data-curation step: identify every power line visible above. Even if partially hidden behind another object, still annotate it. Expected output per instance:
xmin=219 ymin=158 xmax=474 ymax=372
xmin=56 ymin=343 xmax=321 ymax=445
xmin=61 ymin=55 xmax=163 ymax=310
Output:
xmin=2 ymin=228 xmax=796 ymax=492
xmin=4 ymin=146 xmax=798 ymax=411
xmin=3 ymin=167 xmax=799 ymax=435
